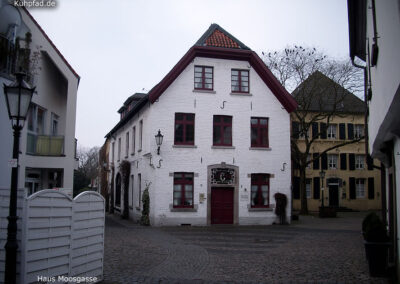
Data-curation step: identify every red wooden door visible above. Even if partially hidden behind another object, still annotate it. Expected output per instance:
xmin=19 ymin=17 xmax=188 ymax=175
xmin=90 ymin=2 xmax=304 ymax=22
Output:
xmin=211 ymin=187 xmax=234 ymax=224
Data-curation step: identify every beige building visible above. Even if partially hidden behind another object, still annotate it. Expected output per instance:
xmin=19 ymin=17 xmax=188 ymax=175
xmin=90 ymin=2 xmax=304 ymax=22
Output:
xmin=291 ymin=72 xmax=381 ymax=212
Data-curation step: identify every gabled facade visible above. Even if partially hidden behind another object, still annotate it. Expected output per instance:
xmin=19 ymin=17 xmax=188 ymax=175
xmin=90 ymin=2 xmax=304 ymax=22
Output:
xmin=106 ymin=24 xmax=297 ymax=226
xmin=348 ymin=0 xmax=400 ymax=278
xmin=291 ymin=72 xmax=381 ymax=212
xmin=0 ymin=3 xmax=80 ymax=197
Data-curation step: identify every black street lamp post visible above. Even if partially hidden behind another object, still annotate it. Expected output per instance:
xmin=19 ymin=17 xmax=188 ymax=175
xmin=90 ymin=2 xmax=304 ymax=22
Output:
xmin=319 ymin=170 xmax=326 ymax=209
xmin=3 ymin=72 xmax=35 ymax=284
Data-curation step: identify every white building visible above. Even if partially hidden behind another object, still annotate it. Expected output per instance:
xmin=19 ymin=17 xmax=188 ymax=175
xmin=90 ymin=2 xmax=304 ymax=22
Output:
xmin=348 ymin=0 xmax=400 ymax=278
xmin=0 ymin=3 xmax=79 ymax=197
xmin=106 ymin=24 xmax=297 ymax=226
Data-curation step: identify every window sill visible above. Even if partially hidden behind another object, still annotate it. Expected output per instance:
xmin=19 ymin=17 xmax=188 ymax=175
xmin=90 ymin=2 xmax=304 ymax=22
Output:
xmin=230 ymin=92 xmax=252 ymax=96
xmin=193 ymin=89 xmax=216 ymax=94
xmin=249 ymin=147 xmax=271 ymax=151
xmin=169 ymin=204 xmax=198 ymax=212
xmin=138 ymin=149 xmax=142 ymax=153
xmin=247 ymin=205 xmax=273 ymax=212
xmin=136 ymin=206 xmax=141 ymax=211
xmin=212 ymin=146 xmax=235 ymax=149
xmin=131 ymin=153 xmax=135 ymax=156
xmin=173 ymin=145 xmax=197 ymax=148
xmin=26 ymin=153 xmax=66 ymax=157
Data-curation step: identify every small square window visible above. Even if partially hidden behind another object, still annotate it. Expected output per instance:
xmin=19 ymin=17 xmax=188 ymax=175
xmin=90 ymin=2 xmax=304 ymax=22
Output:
xmin=251 ymin=117 xmax=269 ymax=147
xmin=194 ymin=66 xmax=213 ymax=90
xmin=173 ymin=172 xmax=194 ymax=208
xmin=328 ymin=154 xmax=338 ymax=169
xmin=354 ymin=124 xmax=364 ymax=139
xmin=213 ymin=115 xmax=232 ymax=146
xmin=356 ymin=179 xmax=365 ymax=198
xmin=327 ymin=124 xmax=337 ymax=139
xmin=175 ymin=113 xmax=195 ymax=145
xmin=355 ymin=155 xmax=365 ymax=169
xmin=231 ymin=69 xmax=249 ymax=93
xmin=306 ymin=179 xmax=311 ymax=199
xmin=251 ymin=174 xmax=270 ymax=208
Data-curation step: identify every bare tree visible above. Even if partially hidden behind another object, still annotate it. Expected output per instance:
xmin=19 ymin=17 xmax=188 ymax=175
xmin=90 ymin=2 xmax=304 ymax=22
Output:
xmin=263 ymin=46 xmax=364 ymax=214
xmin=74 ymin=146 xmax=100 ymax=194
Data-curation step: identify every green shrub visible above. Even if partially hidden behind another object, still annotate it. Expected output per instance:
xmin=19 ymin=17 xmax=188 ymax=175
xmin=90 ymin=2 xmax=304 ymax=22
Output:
xmin=140 ymin=184 xmax=150 ymax=226
xmin=362 ymin=212 xmax=389 ymax=242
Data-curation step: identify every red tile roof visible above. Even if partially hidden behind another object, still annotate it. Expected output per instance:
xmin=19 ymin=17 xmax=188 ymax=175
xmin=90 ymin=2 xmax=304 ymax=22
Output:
xmin=195 ymin=24 xmax=250 ymax=50
xmin=205 ymin=29 xmax=240 ymax=49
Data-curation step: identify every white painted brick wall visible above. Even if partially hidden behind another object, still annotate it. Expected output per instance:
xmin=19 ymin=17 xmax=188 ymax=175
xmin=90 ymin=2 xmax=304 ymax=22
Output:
xmin=110 ymin=57 xmax=292 ymax=226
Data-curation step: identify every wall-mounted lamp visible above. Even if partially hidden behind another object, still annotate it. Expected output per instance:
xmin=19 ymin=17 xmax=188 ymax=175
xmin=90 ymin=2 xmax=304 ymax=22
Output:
xmin=155 ymin=129 xmax=163 ymax=155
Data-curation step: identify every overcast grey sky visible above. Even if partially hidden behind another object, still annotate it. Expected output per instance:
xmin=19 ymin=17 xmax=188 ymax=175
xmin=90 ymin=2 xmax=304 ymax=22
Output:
xmin=29 ymin=0 xmax=350 ymax=148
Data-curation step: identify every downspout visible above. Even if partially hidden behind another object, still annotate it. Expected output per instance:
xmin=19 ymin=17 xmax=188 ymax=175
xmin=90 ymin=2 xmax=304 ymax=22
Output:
xmin=350 ymin=55 xmax=369 ymax=160
xmin=370 ymin=0 xmax=379 ymax=66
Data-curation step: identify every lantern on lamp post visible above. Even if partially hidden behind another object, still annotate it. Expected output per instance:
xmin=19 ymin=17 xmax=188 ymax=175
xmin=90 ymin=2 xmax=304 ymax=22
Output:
xmin=3 ymin=72 xmax=35 ymax=284
xmin=155 ymin=129 xmax=163 ymax=155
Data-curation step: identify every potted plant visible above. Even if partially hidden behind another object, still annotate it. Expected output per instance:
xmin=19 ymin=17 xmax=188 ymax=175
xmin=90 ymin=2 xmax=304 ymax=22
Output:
xmin=274 ymin=193 xmax=287 ymax=224
xmin=362 ymin=212 xmax=390 ymax=277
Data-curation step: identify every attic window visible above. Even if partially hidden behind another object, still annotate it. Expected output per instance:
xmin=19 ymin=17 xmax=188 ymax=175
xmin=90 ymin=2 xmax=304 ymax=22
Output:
xmin=194 ymin=66 xmax=213 ymax=90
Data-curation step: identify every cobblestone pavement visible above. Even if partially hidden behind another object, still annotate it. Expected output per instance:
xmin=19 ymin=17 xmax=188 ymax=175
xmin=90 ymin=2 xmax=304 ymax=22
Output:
xmin=102 ymin=212 xmax=391 ymax=284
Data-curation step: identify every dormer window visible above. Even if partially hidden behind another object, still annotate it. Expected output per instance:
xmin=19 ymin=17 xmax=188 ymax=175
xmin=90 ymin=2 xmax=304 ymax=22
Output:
xmin=194 ymin=66 xmax=213 ymax=90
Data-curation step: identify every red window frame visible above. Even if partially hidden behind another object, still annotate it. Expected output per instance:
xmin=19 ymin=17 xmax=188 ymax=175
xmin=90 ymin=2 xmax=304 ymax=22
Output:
xmin=251 ymin=174 xmax=270 ymax=208
xmin=213 ymin=115 xmax=232 ymax=146
xmin=194 ymin=66 xmax=213 ymax=90
xmin=251 ymin=117 xmax=269 ymax=147
xmin=174 ymin=113 xmax=195 ymax=145
xmin=231 ymin=69 xmax=249 ymax=93
xmin=173 ymin=172 xmax=194 ymax=208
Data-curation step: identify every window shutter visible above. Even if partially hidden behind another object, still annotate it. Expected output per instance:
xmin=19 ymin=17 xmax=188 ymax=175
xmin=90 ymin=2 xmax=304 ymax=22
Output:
xmin=368 ymin=177 xmax=374 ymax=199
xmin=313 ymin=177 xmax=320 ymax=199
xmin=349 ymin=177 xmax=356 ymax=199
xmin=340 ymin=153 xmax=347 ymax=170
xmin=320 ymin=123 xmax=327 ymax=139
xmin=292 ymin=121 xmax=299 ymax=139
xmin=312 ymin=122 xmax=319 ymax=138
xmin=348 ymin=124 xmax=354 ymax=140
xmin=339 ymin=123 xmax=346 ymax=140
xmin=349 ymin=154 xmax=355 ymax=170
xmin=313 ymin=153 xmax=319 ymax=170
xmin=367 ymin=155 xmax=374 ymax=170
xmin=293 ymin=177 xmax=300 ymax=199
xmin=321 ymin=153 xmax=328 ymax=170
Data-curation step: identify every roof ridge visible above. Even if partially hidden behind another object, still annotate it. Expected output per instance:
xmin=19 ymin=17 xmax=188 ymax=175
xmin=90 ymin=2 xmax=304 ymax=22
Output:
xmin=195 ymin=23 xmax=250 ymax=50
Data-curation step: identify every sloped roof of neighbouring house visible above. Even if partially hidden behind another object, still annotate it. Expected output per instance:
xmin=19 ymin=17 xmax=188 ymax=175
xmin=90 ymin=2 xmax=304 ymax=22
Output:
xmin=106 ymin=94 xmax=149 ymax=138
xmin=292 ymin=71 xmax=365 ymax=114
xmin=118 ymin=92 xmax=147 ymax=113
